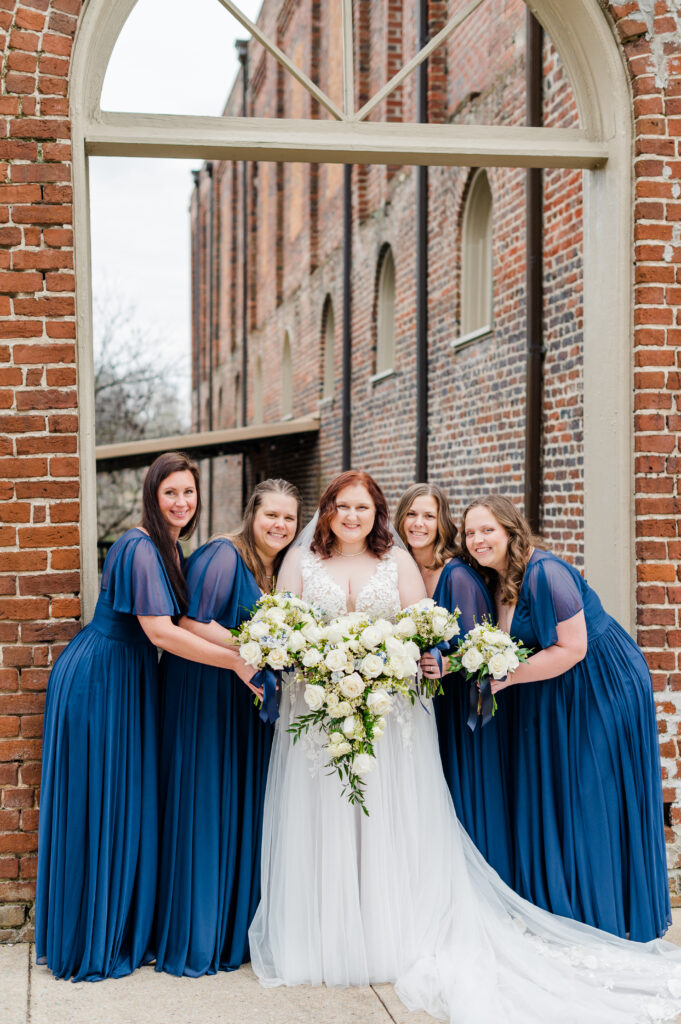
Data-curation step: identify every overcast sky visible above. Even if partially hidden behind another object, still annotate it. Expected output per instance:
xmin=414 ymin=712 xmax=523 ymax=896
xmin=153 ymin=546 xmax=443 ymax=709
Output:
xmin=90 ymin=0 xmax=262 ymax=413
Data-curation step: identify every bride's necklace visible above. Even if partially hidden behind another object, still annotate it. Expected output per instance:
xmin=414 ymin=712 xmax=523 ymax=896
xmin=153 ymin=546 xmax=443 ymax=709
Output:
xmin=333 ymin=545 xmax=367 ymax=558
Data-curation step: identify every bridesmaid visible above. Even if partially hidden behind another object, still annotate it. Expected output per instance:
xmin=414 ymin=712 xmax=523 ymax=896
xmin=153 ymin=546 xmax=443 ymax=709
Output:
xmin=155 ymin=478 xmax=301 ymax=977
xmin=395 ymin=483 xmax=513 ymax=885
xmin=36 ymin=452 xmax=258 ymax=982
xmin=462 ymin=494 xmax=671 ymax=941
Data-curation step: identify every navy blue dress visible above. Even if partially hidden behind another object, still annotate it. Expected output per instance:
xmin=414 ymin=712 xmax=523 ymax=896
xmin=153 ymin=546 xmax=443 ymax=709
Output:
xmin=433 ymin=558 xmax=514 ymax=886
xmin=509 ymin=549 xmax=670 ymax=941
xmin=155 ymin=539 xmax=273 ymax=977
xmin=36 ymin=529 xmax=178 ymax=981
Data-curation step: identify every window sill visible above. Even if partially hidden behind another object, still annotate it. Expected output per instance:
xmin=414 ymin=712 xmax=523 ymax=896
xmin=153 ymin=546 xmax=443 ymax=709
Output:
xmin=318 ymin=395 xmax=334 ymax=409
xmin=451 ymin=326 xmax=493 ymax=350
xmin=370 ymin=368 xmax=395 ymax=386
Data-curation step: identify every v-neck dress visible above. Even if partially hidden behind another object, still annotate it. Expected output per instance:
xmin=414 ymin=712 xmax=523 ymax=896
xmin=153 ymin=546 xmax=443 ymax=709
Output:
xmin=507 ymin=549 xmax=670 ymax=941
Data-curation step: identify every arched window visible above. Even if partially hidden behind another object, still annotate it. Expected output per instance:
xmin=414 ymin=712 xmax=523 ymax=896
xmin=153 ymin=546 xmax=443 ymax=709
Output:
xmin=254 ymin=355 xmax=263 ymax=424
xmin=321 ymin=296 xmax=334 ymax=399
xmin=461 ymin=169 xmax=493 ymax=338
xmin=375 ymin=246 xmax=396 ymax=376
xmin=281 ymin=331 xmax=293 ymax=419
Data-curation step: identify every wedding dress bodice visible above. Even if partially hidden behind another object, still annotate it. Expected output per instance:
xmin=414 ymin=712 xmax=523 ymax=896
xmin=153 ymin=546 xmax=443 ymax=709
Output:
xmin=299 ymin=550 xmax=401 ymax=620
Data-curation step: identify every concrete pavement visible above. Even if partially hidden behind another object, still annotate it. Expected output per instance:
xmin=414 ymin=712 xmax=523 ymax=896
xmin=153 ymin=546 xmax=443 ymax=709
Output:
xmin=2 ymin=913 xmax=681 ymax=1024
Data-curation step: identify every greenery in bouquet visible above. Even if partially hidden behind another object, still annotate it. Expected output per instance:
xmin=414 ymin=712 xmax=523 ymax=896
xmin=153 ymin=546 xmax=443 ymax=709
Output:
xmin=447 ymin=619 xmax=532 ymax=721
xmin=231 ymin=591 xmax=324 ymax=672
xmin=287 ymin=613 xmax=421 ymax=814
xmin=394 ymin=598 xmax=461 ymax=698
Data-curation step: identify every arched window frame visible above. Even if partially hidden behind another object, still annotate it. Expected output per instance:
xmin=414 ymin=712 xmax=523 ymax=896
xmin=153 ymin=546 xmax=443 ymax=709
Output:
xmin=459 ymin=168 xmax=493 ymax=344
xmin=373 ymin=245 xmax=396 ymax=381
xmin=281 ymin=330 xmax=293 ymax=419
xmin=320 ymin=295 xmax=335 ymax=402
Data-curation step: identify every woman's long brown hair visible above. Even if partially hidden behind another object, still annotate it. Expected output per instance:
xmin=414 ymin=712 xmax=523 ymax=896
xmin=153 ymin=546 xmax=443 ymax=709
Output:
xmin=141 ymin=451 xmax=201 ymax=612
xmin=394 ymin=482 xmax=459 ymax=570
xmin=230 ymin=479 xmax=302 ymax=590
xmin=461 ymin=494 xmax=540 ymax=605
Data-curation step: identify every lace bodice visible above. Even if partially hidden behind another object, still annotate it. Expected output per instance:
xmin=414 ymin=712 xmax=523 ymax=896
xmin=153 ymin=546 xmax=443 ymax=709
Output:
xmin=299 ymin=550 xmax=401 ymax=620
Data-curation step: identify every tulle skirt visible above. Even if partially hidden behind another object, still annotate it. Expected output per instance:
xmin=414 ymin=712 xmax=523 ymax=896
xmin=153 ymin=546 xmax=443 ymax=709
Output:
xmin=249 ymin=682 xmax=681 ymax=1023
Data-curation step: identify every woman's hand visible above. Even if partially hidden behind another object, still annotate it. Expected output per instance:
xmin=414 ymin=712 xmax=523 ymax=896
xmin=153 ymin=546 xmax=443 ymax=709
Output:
xmin=490 ymin=673 xmax=515 ymax=694
xmin=234 ymin=657 xmax=260 ymax=696
xmin=420 ymin=652 xmax=443 ymax=680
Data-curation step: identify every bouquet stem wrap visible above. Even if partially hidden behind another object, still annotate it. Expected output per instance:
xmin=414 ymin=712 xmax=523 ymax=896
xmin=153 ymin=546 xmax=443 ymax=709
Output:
xmin=466 ymin=675 xmax=494 ymax=732
xmin=254 ymin=667 xmax=281 ymax=724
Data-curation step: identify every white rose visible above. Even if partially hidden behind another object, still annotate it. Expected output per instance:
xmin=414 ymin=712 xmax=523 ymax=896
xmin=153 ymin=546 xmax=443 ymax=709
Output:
xmin=324 ymin=622 xmax=346 ymax=644
xmin=329 ymin=731 xmax=344 ymax=744
xmin=325 ymin=647 xmax=348 ymax=672
xmin=302 ymin=647 xmax=322 ymax=668
xmin=352 ymin=753 xmax=376 ymax=776
xmin=431 ymin=611 xmax=449 ymax=635
xmin=249 ymin=620 xmax=270 ymax=641
xmin=266 ymin=607 xmax=287 ymax=624
xmin=443 ymin=621 xmax=460 ymax=641
xmin=395 ymin=616 xmax=417 ymax=639
xmin=342 ymin=715 xmax=358 ymax=738
xmin=328 ymin=740 xmax=352 ymax=759
xmin=339 ymin=673 xmax=366 ymax=699
xmin=336 ymin=700 xmax=352 ymax=716
xmin=403 ymin=640 xmax=420 ymax=661
xmin=385 ymin=635 xmax=405 ymax=657
xmin=461 ymin=647 xmax=484 ymax=672
xmin=488 ymin=653 xmax=508 ymax=679
xmin=374 ymin=618 xmax=394 ymax=639
xmin=360 ymin=625 xmax=382 ymax=649
xmin=303 ymin=684 xmax=326 ymax=711
xmin=301 ymin=622 xmax=322 ymax=644
xmin=505 ymin=651 xmax=520 ymax=672
xmin=328 ymin=705 xmax=346 ymax=718
xmin=366 ymin=689 xmax=392 ymax=716
xmin=325 ymin=691 xmax=340 ymax=709
xmin=360 ymin=653 xmax=384 ymax=679
xmin=372 ymin=723 xmax=384 ymax=740
xmin=266 ymin=646 xmax=288 ymax=670
xmin=239 ymin=641 xmax=262 ymax=667
xmin=416 ymin=598 xmax=436 ymax=610
xmin=286 ymin=630 xmax=307 ymax=653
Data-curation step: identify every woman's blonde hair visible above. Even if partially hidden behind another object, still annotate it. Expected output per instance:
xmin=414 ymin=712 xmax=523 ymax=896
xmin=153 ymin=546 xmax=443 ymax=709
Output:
xmin=229 ymin=479 xmax=302 ymax=591
xmin=394 ymin=483 xmax=459 ymax=570
xmin=461 ymin=494 xmax=540 ymax=605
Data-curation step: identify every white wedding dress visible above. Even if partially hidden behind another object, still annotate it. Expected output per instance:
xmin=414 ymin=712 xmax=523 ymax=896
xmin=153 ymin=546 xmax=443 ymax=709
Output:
xmin=248 ymin=551 xmax=681 ymax=1023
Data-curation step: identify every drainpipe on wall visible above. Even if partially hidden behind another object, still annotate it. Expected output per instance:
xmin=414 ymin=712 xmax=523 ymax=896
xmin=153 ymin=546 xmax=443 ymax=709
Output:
xmin=342 ymin=163 xmax=352 ymax=471
xmin=206 ymin=161 xmax=215 ymax=537
xmin=191 ymin=170 xmax=203 ymax=545
xmin=524 ymin=10 xmax=544 ymax=534
xmin=236 ymin=39 xmax=249 ymax=509
xmin=415 ymin=0 xmax=429 ymax=482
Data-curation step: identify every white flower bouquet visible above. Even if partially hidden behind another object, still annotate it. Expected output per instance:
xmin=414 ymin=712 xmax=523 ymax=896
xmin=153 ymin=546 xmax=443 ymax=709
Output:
xmin=288 ymin=613 xmax=420 ymax=814
xmin=231 ymin=591 xmax=324 ymax=722
xmin=447 ymin=619 xmax=532 ymax=726
xmin=394 ymin=598 xmax=461 ymax=698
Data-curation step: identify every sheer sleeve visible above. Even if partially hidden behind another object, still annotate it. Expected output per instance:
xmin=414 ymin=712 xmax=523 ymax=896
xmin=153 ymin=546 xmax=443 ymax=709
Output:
xmin=525 ymin=555 xmax=584 ymax=650
xmin=103 ymin=534 xmax=179 ymax=617
xmin=185 ymin=539 xmax=239 ymax=624
xmin=439 ymin=563 xmax=494 ymax=636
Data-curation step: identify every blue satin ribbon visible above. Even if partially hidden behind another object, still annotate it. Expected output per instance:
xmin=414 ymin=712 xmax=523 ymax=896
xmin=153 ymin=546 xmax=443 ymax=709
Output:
xmin=466 ymin=672 xmax=495 ymax=732
xmin=253 ymin=667 xmax=280 ymax=724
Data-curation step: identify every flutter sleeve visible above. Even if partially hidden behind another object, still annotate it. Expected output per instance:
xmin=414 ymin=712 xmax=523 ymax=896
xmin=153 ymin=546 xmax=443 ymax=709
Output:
xmin=185 ymin=539 xmax=239 ymax=624
xmin=104 ymin=535 xmax=180 ymax=617
xmin=525 ymin=555 xmax=584 ymax=650
xmin=439 ymin=562 xmax=494 ymax=637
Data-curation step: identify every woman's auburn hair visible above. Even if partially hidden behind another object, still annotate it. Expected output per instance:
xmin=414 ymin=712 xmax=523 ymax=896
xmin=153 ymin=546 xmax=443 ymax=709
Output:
xmin=311 ymin=470 xmax=393 ymax=559
xmin=460 ymin=493 xmax=539 ymax=606
xmin=141 ymin=450 xmax=202 ymax=613
xmin=229 ymin=478 xmax=302 ymax=591
xmin=394 ymin=482 xmax=460 ymax=570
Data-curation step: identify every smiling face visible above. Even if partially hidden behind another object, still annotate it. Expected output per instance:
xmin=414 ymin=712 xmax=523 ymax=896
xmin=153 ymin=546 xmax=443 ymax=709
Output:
xmin=464 ymin=505 xmax=511 ymax=575
xmin=403 ymin=494 xmax=439 ymax=553
xmin=157 ymin=470 xmax=198 ymax=540
xmin=252 ymin=492 xmax=299 ymax=564
xmin=330 ymin=484 xmax=376 ymax=549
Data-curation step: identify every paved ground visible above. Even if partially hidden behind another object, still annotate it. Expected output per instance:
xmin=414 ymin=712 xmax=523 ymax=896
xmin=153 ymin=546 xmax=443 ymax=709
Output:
xmin=2 ymin=913 xmax=681 ymax=1024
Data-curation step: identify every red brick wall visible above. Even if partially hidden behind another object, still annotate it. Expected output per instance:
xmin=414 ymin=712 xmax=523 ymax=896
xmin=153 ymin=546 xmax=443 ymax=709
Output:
xmin=0 ymin=0 xmax=680 ymax=941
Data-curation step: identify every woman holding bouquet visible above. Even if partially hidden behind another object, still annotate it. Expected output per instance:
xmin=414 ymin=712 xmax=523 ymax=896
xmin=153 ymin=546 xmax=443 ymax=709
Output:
xmin=462 ymin=495 xmax=670 ymax=942
xmin=395 ymin=483 xmax=513 ymax=886
xmin=155 ymin=479 xmax=301 ymax=977
xmin=36 ymin=452 xmax=258 ymax=982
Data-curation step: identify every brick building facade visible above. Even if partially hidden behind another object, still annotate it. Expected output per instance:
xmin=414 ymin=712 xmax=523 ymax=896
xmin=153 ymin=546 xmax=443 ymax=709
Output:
xmin=0 ymin=0 xmax=679 ymax=941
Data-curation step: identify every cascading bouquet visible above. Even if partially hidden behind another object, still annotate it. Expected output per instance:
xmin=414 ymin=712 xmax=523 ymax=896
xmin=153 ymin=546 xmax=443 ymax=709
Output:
xmin=287 ymin=612 xmax=420 ymax=814
xmin=447 ymin=619 xmax=532 ymax=729
xmin=394 ymin=597 xmax=461 ymax=698
xmin=232 ymin=591 xmax=324 ymax=724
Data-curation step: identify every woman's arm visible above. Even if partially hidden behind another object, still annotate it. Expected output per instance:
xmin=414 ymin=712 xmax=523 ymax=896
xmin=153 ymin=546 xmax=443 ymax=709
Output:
xmin=137 ymin=615 xmax=260 ymax=696
xmin=394 ymin=547 xmax=428 ymax=607
xmin=276 ymin=546 xmax=303 ymax=595
xmin=490 ymin=610 xmax=588 ymax=693
xmin=180 ymin=615 xmax=239 ymax=651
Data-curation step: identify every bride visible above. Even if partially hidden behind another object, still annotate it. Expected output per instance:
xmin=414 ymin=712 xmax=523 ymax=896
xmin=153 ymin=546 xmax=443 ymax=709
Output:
xmin=248 ymin=471 xmax=681 ymax=1023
